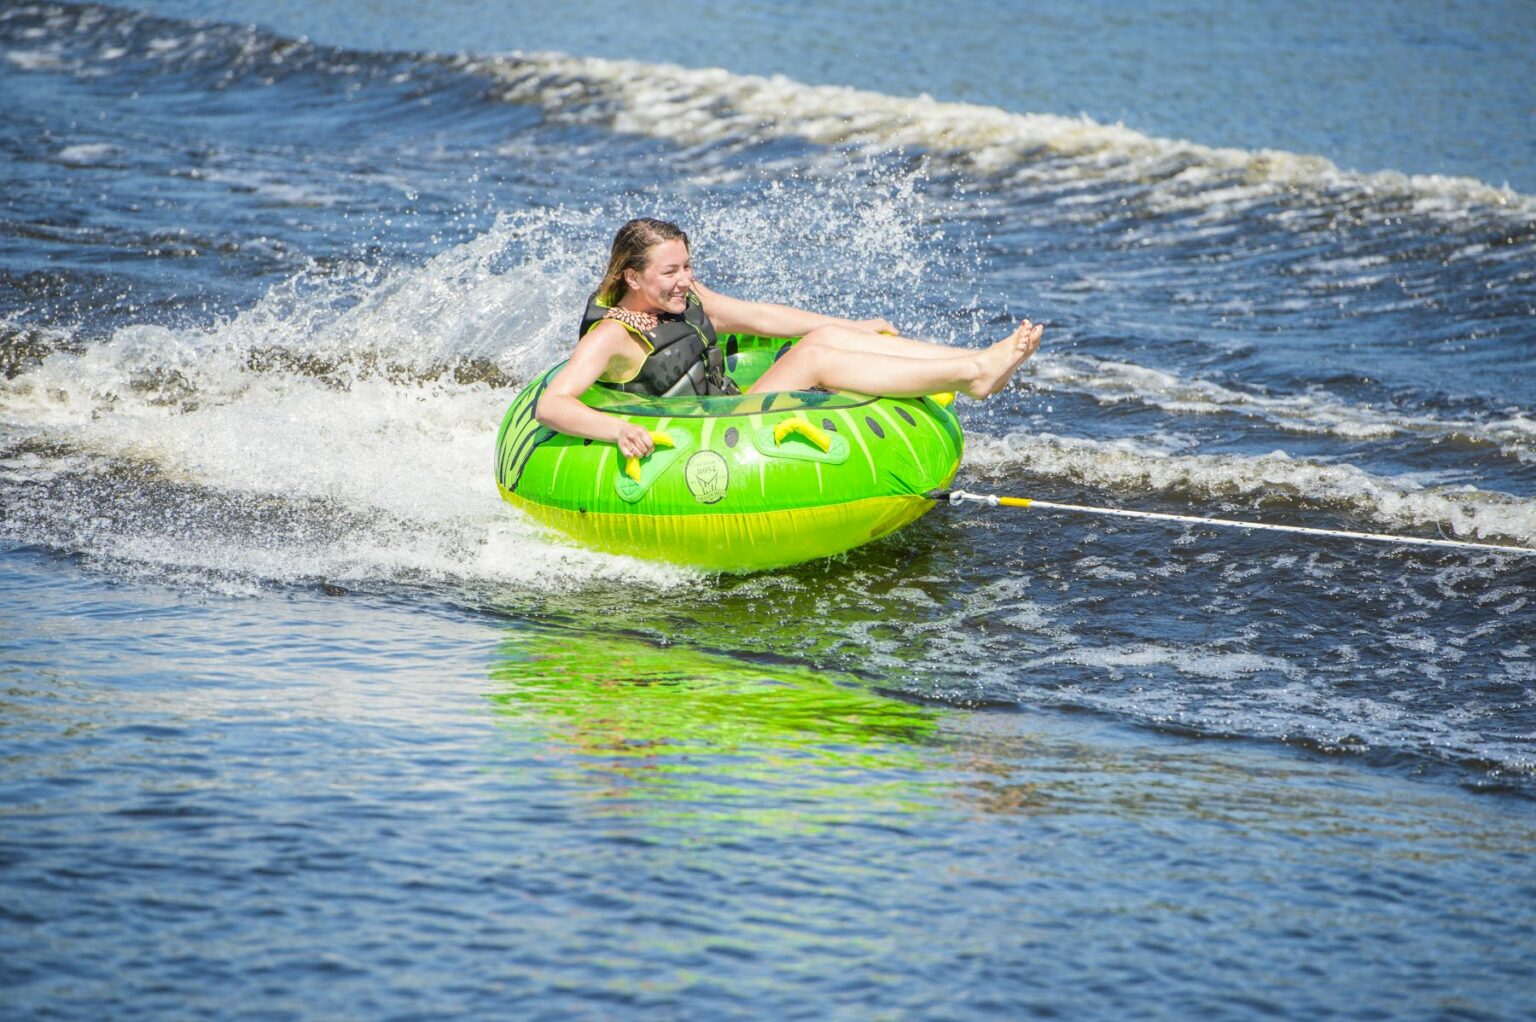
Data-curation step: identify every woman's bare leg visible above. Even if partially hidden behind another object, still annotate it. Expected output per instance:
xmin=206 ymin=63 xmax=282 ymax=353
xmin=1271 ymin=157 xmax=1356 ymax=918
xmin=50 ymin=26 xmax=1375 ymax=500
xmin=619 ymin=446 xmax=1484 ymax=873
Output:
xmin=748 ymin=320 xmax=1042 ymax=398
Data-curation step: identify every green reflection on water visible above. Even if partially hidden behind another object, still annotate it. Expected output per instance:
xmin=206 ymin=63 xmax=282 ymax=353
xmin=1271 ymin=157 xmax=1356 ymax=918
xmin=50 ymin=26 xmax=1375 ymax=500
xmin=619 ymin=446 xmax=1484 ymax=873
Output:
xmin=485 ymin=626 xmax=945 ymax=830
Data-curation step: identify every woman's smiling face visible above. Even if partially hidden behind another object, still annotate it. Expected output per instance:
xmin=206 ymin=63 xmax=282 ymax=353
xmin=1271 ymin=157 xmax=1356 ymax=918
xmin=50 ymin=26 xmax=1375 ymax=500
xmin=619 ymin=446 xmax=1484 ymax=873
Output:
xmin=623 ymin=238 xmax=693 ymax=313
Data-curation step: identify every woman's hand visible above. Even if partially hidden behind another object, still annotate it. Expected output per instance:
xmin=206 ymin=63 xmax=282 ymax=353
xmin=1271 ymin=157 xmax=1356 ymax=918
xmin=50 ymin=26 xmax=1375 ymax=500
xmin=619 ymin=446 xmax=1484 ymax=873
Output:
xmin=614 ymin=421 xmax=656 ymax=458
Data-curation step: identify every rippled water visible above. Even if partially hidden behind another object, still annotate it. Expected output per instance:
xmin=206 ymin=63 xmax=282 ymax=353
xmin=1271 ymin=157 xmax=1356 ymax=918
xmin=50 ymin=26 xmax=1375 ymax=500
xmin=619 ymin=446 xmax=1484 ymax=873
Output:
xmin=3 ymin=2 xmax=1534 ymax=1018
xmin=6 ymin=549 xmax=1534 ymax=1019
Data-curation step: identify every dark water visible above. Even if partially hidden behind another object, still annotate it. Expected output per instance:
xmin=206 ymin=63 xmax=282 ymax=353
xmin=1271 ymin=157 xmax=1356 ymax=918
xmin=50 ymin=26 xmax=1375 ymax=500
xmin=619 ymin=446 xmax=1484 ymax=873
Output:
xmin=3 ymin=2 xmax=1535 ymax=1018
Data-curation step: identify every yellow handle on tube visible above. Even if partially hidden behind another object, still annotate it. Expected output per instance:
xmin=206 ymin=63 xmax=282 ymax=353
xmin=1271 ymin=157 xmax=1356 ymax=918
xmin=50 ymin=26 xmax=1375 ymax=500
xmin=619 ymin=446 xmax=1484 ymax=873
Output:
xmin=623 ymin=431 xmax=674 ymax=482
xmin=772 ymin=417 xmax=831 ymax=453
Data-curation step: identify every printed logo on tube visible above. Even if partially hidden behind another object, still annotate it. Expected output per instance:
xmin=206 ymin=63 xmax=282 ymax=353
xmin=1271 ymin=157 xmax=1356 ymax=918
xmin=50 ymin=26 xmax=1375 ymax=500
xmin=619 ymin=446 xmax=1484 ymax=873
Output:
xmin=685 ymin=451 xmax=728 ymax=505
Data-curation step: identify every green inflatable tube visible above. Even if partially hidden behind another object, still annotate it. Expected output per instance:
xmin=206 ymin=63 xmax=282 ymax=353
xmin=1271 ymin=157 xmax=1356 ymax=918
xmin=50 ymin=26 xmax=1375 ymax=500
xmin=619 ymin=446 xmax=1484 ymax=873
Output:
xmin=495 ymin=334 xmax=964 ymax=571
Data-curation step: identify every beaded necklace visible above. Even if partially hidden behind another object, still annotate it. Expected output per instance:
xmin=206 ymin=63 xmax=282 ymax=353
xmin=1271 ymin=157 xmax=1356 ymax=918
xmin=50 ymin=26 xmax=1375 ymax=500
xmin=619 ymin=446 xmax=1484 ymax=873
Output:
xmin=603 ymin=306 xmax=660 ymax=334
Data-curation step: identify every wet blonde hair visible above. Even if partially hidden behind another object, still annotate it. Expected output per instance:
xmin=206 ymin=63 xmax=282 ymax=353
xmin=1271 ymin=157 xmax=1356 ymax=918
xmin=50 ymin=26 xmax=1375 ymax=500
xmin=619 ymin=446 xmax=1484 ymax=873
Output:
xmin=597 ymin=218 xmax=690 ymax=305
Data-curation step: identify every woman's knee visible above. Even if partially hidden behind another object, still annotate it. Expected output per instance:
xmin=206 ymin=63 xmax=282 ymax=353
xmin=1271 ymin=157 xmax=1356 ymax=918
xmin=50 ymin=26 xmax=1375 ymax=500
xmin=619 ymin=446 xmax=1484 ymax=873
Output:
xmin=781 ymin=341 xmax=828 ymax=373
xmin=765 ymin=340 xmax=832 ymax=389
xmin=799 ymin=325 xmax=839 ymax=349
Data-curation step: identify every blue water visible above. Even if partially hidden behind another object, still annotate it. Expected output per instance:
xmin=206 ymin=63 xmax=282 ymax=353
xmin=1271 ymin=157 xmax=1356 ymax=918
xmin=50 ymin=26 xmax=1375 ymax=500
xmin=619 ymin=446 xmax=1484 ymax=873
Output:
xmin=3 ymin=2 xmax=1535 ymax=1018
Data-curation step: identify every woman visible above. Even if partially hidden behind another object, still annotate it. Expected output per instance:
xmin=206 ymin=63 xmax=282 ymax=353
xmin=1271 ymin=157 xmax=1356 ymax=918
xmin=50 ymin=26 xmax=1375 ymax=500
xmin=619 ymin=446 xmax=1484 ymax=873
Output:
xmin=535 ymin=218 xmax=1043 ymax=459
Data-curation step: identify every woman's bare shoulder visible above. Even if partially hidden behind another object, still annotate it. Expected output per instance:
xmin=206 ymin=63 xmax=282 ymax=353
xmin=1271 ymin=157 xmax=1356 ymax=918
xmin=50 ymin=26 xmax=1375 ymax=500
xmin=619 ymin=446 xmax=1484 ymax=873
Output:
xmin=580 ymin=317 xmax=646 ymax=350
xmin=570 ymin=319 xmax=646 ymax=382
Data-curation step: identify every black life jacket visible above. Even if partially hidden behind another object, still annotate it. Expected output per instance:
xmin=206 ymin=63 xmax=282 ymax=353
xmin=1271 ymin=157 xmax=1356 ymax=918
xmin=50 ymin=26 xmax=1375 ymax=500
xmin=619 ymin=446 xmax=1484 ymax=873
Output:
xmin=579 ymin=290 xmax=740 ymax=397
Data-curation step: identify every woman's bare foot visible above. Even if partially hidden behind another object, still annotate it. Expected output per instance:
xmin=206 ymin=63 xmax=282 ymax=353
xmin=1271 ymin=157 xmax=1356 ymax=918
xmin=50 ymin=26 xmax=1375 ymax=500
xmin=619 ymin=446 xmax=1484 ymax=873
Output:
xmin=964 ymin=319 xmax=1043 ymax=398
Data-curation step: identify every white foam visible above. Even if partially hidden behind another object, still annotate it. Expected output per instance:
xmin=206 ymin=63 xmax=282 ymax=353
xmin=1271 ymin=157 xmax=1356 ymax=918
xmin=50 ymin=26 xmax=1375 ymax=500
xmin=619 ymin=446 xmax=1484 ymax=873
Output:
xmin=1036 ymin=643 xmax=1297 ymax=681
xmin=0 ymin=210 xmax=700 ymax=593
xmin=55 ymin=142 xmax=123 ymax=164
xmin=477 ymin=51 xmax=1533 ymax=215
xmin=1031 ymin=354 xmax=1536 ymax=459
xmin=5 ymin=46 xmax=67 ymax=71
xmin=194 ymin=168 xmax=352 ymax=208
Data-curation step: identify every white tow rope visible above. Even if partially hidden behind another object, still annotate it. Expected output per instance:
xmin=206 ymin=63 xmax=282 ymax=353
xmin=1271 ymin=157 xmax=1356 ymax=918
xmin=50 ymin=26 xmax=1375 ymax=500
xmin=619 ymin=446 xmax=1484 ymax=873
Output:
xmin=941 ymin=490 xmax=1535 ymax=556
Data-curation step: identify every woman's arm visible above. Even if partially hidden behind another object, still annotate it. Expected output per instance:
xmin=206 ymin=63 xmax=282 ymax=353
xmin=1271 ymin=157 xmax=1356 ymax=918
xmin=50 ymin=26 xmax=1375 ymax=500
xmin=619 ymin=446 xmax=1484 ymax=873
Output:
xmin=692 ymin=280 xmax=896 ymax=337
xmin=534 ymin=323 xmax=658 ymax=458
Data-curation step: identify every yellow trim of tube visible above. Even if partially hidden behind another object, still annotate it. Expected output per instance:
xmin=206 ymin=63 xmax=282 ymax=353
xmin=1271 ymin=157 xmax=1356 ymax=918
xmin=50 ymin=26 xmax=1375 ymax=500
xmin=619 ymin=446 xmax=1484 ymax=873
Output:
xmin=501 ymin=487 xmax=936 ymax=572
